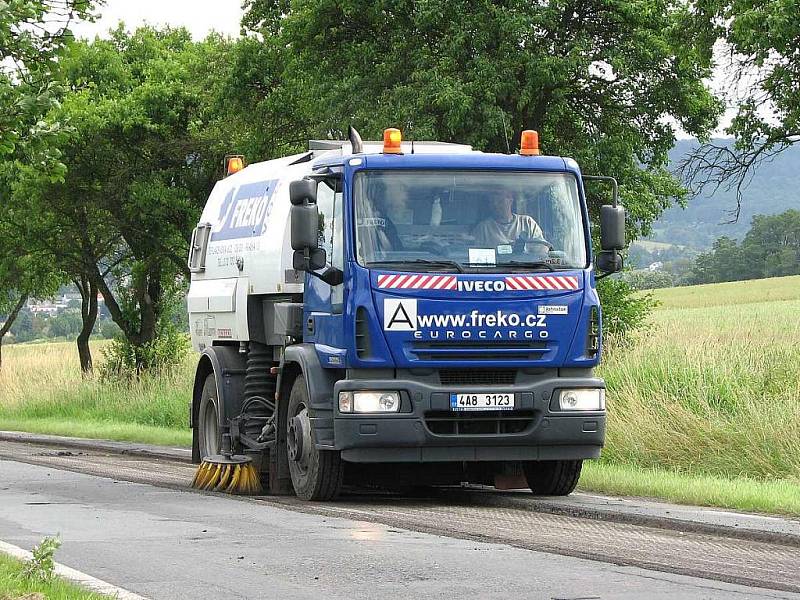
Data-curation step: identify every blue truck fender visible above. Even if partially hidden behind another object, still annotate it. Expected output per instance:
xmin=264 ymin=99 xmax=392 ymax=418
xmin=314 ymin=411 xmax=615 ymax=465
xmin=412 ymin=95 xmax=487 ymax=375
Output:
xmin=282 ymin=344 xmax=341 ymax=450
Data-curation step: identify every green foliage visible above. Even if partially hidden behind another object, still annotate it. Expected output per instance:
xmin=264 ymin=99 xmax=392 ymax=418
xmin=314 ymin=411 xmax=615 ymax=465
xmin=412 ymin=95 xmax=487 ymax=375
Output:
xmin=620 ymin=269 xmax=675 ymax=290
xmin=0 ymin=551 xmax=108 ymax=600
xmin=5 ymin=26 xmax=237 ymax=373
xmin=691 ymin=210 xmax=800 ymax=284
xmin=98 ymin=318 xmax=121 ymax=340
xmin=0 ymin=1 xmax=95 ymax=172
xmin=21 ymin=535 xmax=61 ymax=582
xmin=597 ymin=277 xmax=657 ymax=339
xmin=0 ymin=231 xmax=63 ymax=351
xmin=242 ymin=0 xmax=722 ymax=240
xmin=48 ymin=310 xmax=83 ymax=339
xmin=719 ymin=0 xmax=800 ymax=156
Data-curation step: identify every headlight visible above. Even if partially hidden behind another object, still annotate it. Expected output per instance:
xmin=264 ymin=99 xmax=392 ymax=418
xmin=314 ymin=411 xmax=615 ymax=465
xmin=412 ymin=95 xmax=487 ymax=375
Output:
xmin=558 ymin=389 xmax=605 ymax=411
xmin=338 ymin=391 xmax=401 ymax=413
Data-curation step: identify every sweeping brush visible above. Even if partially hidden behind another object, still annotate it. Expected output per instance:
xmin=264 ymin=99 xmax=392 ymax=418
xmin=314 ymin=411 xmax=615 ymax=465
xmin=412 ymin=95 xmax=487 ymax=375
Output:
xmin=191 ymin=434 xmax=262 ymax=495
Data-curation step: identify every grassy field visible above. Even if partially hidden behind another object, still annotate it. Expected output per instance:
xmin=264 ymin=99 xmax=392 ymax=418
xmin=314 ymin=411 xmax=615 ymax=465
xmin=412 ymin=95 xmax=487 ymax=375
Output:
xmin=599 ymin=274 xmax=800 ymax=482
xmin=0 ymin=275 xmax=798 ymax=514
xmin=0 ymin=552 xmax=108 ymax=599
xmin=0 ymin=341 xmax=192 ymax=447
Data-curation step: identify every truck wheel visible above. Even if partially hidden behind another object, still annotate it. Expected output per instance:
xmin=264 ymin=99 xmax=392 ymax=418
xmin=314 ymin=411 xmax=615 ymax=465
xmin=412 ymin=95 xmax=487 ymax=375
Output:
xmin=286 ymin=376 xmax=343 ymax=501
xmin=197 ymin=374 xmax=222 ymax=459
xmin=523 ymin=460 xmax=582 ymax=496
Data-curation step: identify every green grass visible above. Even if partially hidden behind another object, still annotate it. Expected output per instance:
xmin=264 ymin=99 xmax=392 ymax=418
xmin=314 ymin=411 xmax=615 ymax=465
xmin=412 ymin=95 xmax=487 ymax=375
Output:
xmin=599 ymin=275 xmax=800 ymax=483
xmin=651 ymin=274 xmax=800 ymax=309
xmin=0 ymin=417 xmax=190 ymax=447
xmin=581 ymin=462 xmax=800 ymax=517
xmin=0 ymin=553 xmax=108 ymax=600
xmin=0 ymin=341 xmax=193 ymax=447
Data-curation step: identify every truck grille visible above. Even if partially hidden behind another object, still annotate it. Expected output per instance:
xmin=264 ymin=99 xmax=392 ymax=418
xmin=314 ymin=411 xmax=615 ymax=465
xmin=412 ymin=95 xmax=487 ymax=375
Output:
xmin=439 ymin=369 xmax=517 ymax=386
xmin=410 ymin=340 xmax=548 ymax=362
xmin=425 ymin=410 xmax=536 ymax=435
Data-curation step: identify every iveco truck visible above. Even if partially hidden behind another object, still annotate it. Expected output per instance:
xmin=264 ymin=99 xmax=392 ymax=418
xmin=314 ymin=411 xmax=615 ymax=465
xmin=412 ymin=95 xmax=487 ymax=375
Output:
xmin=187 ymin=127 xmax=625 ymax=500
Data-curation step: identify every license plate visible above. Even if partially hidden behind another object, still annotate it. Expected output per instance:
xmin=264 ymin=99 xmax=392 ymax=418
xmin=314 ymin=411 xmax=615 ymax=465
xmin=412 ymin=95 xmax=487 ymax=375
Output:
xmin=450 ymin=393 xmax=515 ymax=411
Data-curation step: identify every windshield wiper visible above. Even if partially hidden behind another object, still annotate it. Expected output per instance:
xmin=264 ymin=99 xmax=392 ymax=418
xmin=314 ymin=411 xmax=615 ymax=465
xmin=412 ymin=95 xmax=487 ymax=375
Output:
xmin=464 ymin=261 xmax=555 ymax=272
xmin=367 ymin=259 xmax=465 ymax=273
xmin=502 ymin=261 xmax=556 ymax=272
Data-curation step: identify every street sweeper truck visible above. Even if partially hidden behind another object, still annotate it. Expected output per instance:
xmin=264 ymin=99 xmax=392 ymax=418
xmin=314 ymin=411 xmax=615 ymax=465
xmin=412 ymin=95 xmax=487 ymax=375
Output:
xmin=187 ymin=127 xmax=625 ymax=500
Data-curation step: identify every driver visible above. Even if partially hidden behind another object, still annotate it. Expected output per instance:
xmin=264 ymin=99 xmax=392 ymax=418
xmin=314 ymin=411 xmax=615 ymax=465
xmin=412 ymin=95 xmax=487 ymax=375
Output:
xmin=473 ymin=190 xmax=543 ymax=248
xmin=361 ymin=180 xmax=406 ymax=252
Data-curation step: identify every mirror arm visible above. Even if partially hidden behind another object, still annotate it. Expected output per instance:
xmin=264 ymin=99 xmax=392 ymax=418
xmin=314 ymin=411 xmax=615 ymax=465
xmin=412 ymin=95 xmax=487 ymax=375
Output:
xmin=309 ymin=266 xmax=344 ymax=286
xmin=583 ymin=175 xmax=619 ymax=207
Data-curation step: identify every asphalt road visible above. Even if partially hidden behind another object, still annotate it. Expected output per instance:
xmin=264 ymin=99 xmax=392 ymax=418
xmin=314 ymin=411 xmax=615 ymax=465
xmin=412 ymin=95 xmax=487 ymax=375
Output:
xmin=0 ymin=442 xmax=798 ymax=599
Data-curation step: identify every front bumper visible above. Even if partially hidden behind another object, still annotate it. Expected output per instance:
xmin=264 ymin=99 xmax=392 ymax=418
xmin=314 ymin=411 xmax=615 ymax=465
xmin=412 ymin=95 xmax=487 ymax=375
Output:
xmin=332 ymin=369 xmax=605 ymax=463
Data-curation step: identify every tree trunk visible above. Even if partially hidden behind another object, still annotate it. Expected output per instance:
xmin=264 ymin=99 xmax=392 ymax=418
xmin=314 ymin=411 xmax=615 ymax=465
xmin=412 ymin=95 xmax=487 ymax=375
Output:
xmin=0 ymin=293 xmax=29 ymax=371
xmin=75 ymin=276 xmax=98 ymax=373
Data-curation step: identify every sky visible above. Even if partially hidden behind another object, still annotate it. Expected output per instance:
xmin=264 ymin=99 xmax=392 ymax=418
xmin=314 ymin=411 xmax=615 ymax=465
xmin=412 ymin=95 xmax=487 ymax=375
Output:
xmin=72 ymin=1 xmax=244 ymax=40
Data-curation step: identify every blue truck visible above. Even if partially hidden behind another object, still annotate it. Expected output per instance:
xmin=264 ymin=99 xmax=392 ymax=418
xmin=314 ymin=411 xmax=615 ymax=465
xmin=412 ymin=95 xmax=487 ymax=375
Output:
xmin=187 ymin=127 xmax=625 ymax=500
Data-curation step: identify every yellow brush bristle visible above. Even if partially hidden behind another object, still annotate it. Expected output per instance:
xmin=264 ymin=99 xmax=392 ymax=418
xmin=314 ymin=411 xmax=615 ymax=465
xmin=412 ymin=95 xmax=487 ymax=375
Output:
xmin=191 ymin=459 xmax=261 ymax=495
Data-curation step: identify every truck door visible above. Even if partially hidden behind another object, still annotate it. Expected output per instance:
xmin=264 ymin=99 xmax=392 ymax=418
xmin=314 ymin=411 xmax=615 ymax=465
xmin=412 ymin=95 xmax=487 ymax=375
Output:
xmin=303 ymin=177 xmax=344 ymax=348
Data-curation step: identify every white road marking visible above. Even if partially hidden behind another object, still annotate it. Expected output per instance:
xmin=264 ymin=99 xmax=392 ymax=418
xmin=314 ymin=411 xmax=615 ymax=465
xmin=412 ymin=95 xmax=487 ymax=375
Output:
xmin=0 ymin=539 xmax=149 ymax=600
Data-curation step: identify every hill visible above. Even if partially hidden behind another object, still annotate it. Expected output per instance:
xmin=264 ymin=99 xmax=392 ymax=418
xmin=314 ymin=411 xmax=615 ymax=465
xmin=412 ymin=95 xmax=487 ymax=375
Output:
xmin=646 ymin=140 xmax=799 ymax=250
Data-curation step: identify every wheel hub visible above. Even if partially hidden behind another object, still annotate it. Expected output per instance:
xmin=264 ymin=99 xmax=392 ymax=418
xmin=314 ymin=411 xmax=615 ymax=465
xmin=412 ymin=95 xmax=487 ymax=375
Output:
xmin=287 ymin=408 xmax=311 ymax=468
xmin=201 ymin=399 xmax=220 ymax=456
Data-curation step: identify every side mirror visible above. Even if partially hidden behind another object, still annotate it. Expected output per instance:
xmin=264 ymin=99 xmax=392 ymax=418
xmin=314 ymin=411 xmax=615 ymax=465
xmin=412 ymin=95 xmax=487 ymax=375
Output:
xmin=292 ymin=247 xmax=327 ymax=271
xmin=290 ymin=177 xmax=324 ymax=272
xmin=290 ymin=179 xmax=317 ymax=206
xmin=600 ymin=204 xmax=626 ymax=251
xmin=596 ymin=250 xmax=623 ymax=274
xmin=291 ymin=202 xmax=319 ymax=251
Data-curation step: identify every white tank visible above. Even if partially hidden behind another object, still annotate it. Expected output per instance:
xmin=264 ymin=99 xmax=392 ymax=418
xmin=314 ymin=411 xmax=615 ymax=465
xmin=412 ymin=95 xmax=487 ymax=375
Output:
xmin=186 ymin=151 xmax=321 ymax=351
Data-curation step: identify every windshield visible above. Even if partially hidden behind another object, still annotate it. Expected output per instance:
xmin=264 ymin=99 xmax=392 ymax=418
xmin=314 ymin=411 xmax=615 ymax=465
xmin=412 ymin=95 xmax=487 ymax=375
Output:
xmin=354 ymin=170 xmax=587 ymax=271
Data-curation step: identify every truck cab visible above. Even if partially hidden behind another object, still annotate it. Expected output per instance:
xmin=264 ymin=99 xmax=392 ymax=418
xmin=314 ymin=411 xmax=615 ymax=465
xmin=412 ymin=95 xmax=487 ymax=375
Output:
xmin=187 ymin=129 xmax=625 ymax=500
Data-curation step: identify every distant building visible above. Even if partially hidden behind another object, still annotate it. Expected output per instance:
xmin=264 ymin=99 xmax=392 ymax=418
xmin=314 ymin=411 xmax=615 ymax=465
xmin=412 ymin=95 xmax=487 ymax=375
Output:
xmin=648 ymin=261 xmax=664 ymax=272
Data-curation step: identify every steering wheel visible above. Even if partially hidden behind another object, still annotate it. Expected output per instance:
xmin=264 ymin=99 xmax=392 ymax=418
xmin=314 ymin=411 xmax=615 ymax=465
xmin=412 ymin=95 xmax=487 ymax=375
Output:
xmin=418 ymin=240 xmax=449 ymax=257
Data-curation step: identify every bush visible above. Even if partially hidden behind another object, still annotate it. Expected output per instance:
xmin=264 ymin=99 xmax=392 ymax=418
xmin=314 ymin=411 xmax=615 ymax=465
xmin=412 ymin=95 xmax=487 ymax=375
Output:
xmin=100 ymin=323 xmax=189 ymax=380
xmin=620 ymin=269 xmax=675 ymax=290
xmin=597 ymin=276 xmax=657 ymax=339
xmin=21 ymin=536 xmax=61 ymax=582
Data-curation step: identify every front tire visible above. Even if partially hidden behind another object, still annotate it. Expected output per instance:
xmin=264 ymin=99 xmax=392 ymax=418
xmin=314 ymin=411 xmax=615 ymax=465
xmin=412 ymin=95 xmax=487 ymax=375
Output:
xmin=286 ymin=376 xmax=343 ymax=501
xmin=524 ymin=460 xmax=582 ymax=496
xmin=197 ymin=374 xmax=222 ymax=460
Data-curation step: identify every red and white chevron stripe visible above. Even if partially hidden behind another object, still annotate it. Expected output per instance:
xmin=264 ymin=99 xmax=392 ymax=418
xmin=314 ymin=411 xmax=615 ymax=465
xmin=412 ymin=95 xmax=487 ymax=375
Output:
xmin=377 ymin=274 xmax=457 ymax=290
xmin=504 ymin=275 xmax=579 ymax=291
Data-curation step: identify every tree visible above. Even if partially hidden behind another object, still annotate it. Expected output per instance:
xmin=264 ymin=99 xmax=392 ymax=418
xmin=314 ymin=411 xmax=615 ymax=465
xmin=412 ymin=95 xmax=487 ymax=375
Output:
xmin=690 ymin=210 xmax=800 ymax=283
xmin=1 ymin=1 xmax=95 ymax=166
xmin=0 ymin=239 xmax=61 ymax=368
xmin=681 ymin=0 xmax=800 ymax=217
xmin=1 ymin=1 xmax=95 ymax=368
xmin=49 ymin=310 xmax=82 ymax=339
xmin=11 ymin=27 xmax=238 ymax=372
xmin=740 ymin=210 xmax=800 ymax=278
xmin=691 ymin=236 xmax=747 ymax=283
xmin=242 ymin=0 xmax=722 ymax=241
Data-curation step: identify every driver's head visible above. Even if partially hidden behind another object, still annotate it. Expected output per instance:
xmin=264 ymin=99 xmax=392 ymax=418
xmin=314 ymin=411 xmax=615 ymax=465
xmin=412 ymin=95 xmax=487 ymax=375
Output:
xmin=371 ymin=179 xmax=408 ymax=217
xmin=490 ymin=190 xmax=514 ymax=221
